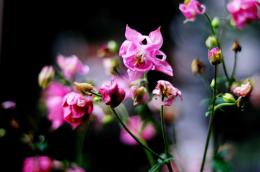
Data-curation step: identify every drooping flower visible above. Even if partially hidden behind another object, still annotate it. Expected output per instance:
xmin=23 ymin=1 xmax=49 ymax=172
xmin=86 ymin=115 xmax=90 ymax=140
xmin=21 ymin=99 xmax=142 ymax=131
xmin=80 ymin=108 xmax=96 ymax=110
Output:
xmin=120 ymin=116 xmax=156 ymax=145
xmin=57 ymin=55 xmax=89 ymax=80
xmin=179 ymin=0 xmax=206 ymax=23
xmin=208 ymin=47 xmax=222 ymax=65
xmin=227 ymin=0 xmax=260 ymax=29
xmin=38 ymin=66 xmax=55 ymax=88
xmin=99 ymin=80 xmax=126 ymax=108
xmin=191 ymin=59 xmax=205 ymax=75
xmin=130 ymin=85 xmax=149 ymax=106
xmin=119 ymin=25 xmax=173 ymax=77
xmin=62 ymin=92 xmax=93 ymax=129
xmin=152 ymin=80 xmax=182 ymax=106
xmin=43 ymin=82 xmax=70 ymax=130
xmin=231 ymin=81 xmax=252 ymax=97
xmin=23 ymin=156 xmax=52 ymax=172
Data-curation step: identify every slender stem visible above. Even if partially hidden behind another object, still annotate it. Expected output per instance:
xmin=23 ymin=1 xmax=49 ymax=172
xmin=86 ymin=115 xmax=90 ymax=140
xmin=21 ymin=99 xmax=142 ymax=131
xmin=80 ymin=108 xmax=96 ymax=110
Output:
xmin=110 ymin=108 xmax=163 ymax=160
xmin=160 ymin=98 xmax=174 ymax=172
xmin=200 ymin=65 xmax=218 ymax=172
xmin=143 ymin=141 xmax=155 ymax=166
xmin=231 ymin=52 xmax=237 ymax=80
xmin=214 ymin=102 xmax=236 ymax=111
xmin=204 ymin=13 xmax=230 ymax=82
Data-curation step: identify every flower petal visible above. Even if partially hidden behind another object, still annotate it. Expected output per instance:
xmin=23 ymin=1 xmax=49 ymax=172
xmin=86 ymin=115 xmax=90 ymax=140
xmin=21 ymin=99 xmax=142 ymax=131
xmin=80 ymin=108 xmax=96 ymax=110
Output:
xmin=125 ymin=25 xmax=144 ymax=43
xmin=148 ymin=27 xmax=163 ymax=49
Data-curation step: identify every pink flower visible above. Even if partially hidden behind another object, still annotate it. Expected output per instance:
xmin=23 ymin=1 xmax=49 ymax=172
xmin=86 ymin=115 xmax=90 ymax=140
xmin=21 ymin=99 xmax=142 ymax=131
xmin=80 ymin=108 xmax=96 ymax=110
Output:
xmin=57 ymin=55 xmax=89 ymax=80
xmin=152 ymin=80 xmax=182 ymax=106
xmin=231 ymin=81 xmax=252 ymax=97
xmin=43 ymin=82 xmax=70 ymax=130
xmin=1 ymin=101 xmax=16 ymax=109
xmin=23 ymin=156 xmax=52 ymax=172
xmin=208 ymin=47 xmax=222 ymax=65
xmin=120 ymin=116 xmax=156 ymax=145
xmin=227 ymin=0 xmax=260 ymax=29
xmin=99 ymin=80 xmax=126 ymax=107
xmin=179 ymin=0 xmax=206 ymax=23
xmin=66 ymin=167 xmax=85 ymax=172
xmin=119 ymin=25 xmax=173 ymax=77
xmin=63 ymin=92 xmax=93 ymax=129
xmin=130 ymin=85 xmax=149 ymax=106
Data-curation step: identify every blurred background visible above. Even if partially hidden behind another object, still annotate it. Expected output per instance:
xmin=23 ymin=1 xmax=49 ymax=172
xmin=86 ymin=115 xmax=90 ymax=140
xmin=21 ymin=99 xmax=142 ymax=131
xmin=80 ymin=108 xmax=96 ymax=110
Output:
xmin=1 ymin=0 xmax=260 ymax=171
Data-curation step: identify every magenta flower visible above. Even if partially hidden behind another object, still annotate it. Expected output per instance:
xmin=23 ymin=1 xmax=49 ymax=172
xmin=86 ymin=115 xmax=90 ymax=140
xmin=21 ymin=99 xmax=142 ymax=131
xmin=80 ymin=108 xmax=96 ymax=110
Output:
xmin=179 ymin=0 xmax=206 ymax=23
xmin=57 ymin=55 xmax=89 ymax=80
xmin=152 ymin=80 xmax=182 ymax=106
xmin=120 ymin=116 xmax=156 ymax=145
xmin=1 ymin=101 xmax=16 ymax=109
xmin=208 ymin=47 xmax=222 ymax=65
xmin=99 ymin=80 xmax=126 ymax=107
xmin=227 ymin=0 xmax=260 ymax=29
xmin=119 ymin=25 xmax=173 ymax=77
xmin=231 ymin=81 xmax=252 ymax=97
xmin=44 ymin=82 xmax=70 ymax=130
xmin=63 ymin=92 xmax=93 ymax=129
xmin=23 ymin=156 xmax=52 ymax=172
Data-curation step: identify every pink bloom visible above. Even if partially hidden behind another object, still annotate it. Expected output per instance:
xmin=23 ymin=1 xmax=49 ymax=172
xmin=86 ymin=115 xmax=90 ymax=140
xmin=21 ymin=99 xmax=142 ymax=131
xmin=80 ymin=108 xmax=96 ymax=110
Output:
xmin=227 ymin=0 xmax=260 ymax=29
xmin=38 ymin=66 xmax=55 ymax=88
xmin=23 ymin=156 xmax=52 ymax=172
xmin=179 ymin=0 xmax=206 ymax=23
xmin=120 ymin=116 xmax=156 ymax=145
xmin=232 ymin=81 xmax=252 ymax=97
xmin=130 ymin=85 xmax=149 ymax=106
xmin=99 ymin=80 xmax=126 ymax=107
xmin=66 ymin=167 xmax=85 ymax=172
xmin=119 ymin=25 xmax=173 ymax=76
xmin=63 ymin=92 xmax=93 ymax=129
xmin=1 ymin=101 xmax=16 ymax=109
xmin=44 ymin=82 xmax=70 ymax=130
xmin=208 ymin=47 xmax=222 ymax=65
xmin=57 ymin=55 xmax=89 ymax=80
xmin=152 ymin=80 xmax=182 ymax=106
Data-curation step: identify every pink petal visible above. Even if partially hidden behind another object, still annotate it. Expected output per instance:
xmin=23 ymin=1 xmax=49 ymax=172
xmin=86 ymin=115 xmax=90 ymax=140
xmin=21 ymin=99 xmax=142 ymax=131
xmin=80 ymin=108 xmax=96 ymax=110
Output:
xmin=142 ymin=123 xmax=156 ymax=140
xmin=125 ymin=25 xmax=144 ymax=43
xmin=123 ymin=55 xmax=153 ymax=72
xmin=148 ymin=27 xmax=163 ymax=49
xmin=153 ymin=58 xmax=173 ymax=76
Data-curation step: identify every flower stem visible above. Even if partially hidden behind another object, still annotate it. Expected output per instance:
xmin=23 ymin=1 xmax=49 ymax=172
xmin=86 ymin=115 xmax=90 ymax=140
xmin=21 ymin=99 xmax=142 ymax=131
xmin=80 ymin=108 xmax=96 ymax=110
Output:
xmin=160 ymin=100 xmax=174 ymax=172
xmin=143 ymin=141 xmax=156 ymax=166
xmin=200 ymin=65 xmax=218 ymax=172
xmin=204 ymin=13 xmax=230 ymax=83
xmin=231 ymin=52 xmax=237 ymax=80
xmin=110 ymin=108 xmax=163 ymax=161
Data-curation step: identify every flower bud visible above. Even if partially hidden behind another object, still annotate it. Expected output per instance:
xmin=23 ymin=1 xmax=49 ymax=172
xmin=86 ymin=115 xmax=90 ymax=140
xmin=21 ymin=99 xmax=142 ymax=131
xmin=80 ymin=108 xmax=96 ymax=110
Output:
xmin=223 ymin=93 xmax=236 ymax=103
xmin=208 ymin=47 xmax=222 ymax=65
xmin=205 ymin=36 xmax=218 ymax=49
xmin=211 ymin=17 xmax=220 ymax=29
xmin=131 ymin=86 xmax=149 ymax=106
xmin=232 ymin=40 xmax=242 ymax=53
xmin=191 ymin=59 xmax=205 ymax=75
xmin=231 ymin=80 xmax=252 ymax=97
xmin=74 ymin=82 xmax=94 ymax=94
xmin=98 ymin=40 xmax=118 ymax=58
xmin=210 ymin=79 xmax=215 ymax=89
xmin=38 ymin=66 xmax=55 ymax=88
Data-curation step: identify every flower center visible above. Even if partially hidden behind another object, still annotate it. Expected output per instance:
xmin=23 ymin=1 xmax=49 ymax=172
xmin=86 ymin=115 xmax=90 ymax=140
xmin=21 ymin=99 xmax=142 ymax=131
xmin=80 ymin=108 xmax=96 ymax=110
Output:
xmin=134 ymin=52 xmax=145 ymax=65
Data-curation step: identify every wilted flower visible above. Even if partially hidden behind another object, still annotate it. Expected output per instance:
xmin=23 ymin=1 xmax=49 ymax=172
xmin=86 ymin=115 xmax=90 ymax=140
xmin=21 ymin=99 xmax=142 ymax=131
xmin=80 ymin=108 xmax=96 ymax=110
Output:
xmin=130 ymin=86 xmax=149 ymax=106
xmin=191 ymin=59 xmax=205 ymax=75
xmin=23 ymin=156 xmax=52 ymax=172
xmin=1 ymin=100 xmax=16 ymax=109
xmin=44 ymin=82 xmax=70 ymax=130
xmin=231 ymin=81 xmax=252 ymax=97
xmin=227 ymin=0 xmax=260 ymax=29
xmin=119 ymin=25 xmax=173 ymax=76
xmin=179 ymin=0 xmax=206 ymax=23
xmin=57 ymin=55 xmax=89 ymax=80
xmin=232 ymin=40 xmax=242 ymax=52
xmin=208 ymin=47 xmax=222 ymax=65
xmin=63 ymin=92 xmax=93 ymax=129
xmin=152 ymin=80 xmax=182 ymax=106
xmin=38 ymin=66 xmax=55 ymax=88
xmin=99 ymin=80 xmax=126 ymax=108
xmin=120 ymin=116 xmax=156 ymax=145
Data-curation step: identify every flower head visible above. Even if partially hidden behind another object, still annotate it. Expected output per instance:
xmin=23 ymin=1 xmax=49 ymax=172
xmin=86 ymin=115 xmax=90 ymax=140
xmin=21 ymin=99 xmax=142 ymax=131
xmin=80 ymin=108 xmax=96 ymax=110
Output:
xmin=120 ymin=116 xmax=156 ymax=145
xmin=191 ymin=59 xmax=205 ymax=75
xmin=130 ymin=86 xmax=149 ymax=106
xmin=57 ymin=55 xmax=89 ymax=80
xmin=23 ymin=156 xmax=52 ymax=172
xmin=99 ymin=80 xmax=125 ymax=107
xmin=208 ymin=47 xmax=222 ymax=65
xmin=119 ymin=25 xmax=173 ymax=77
xmin=152 ymin=80 xmax=182 ymax=106
xmin=231 ymin=81 xmax=252 ymax=97
xmin=227 ymin=0 xmax=260 ymax=29
xmin=179 ymin=0 xmax=206 ymax=23
xmin=63 ymin=92 xmax=93 ymax=129
xmin=38 ymin=66 xmax=55 ymax=88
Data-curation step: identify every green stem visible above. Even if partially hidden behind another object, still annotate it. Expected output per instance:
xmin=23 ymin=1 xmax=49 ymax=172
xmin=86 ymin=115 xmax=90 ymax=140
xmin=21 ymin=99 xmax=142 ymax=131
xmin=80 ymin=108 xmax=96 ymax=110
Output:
xmin=143 ymin=141 xmax=156 ymax=167
xmin=160 ymin=99 xmax=174 ymax=172
xmin=110 ymin=108 xmax=163 ymax=160
xmin=200 ymin=65 xmax=218 ymax=172
xmin=214 ymin=102 xmax=236 ymax=111
xmin=231 ymin=52 xmax=237 ymax=80
xmin=204 ymin=13 xmax=230 ymax=83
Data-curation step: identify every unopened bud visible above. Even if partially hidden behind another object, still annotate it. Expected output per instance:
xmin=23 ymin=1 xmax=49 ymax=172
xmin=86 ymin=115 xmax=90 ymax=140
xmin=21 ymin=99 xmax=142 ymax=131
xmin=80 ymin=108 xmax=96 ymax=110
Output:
xmin=210 ymin=79 xmax=215 ymax=89
xmin=205 ymin=36 xmax=218 ymax=49
xmin=131 ymin=86 xmax=148 ymax=106
xmin=223 ymin=93 xmax=236 ymax=103
xmin=208 ymin=47 xmax=222 ymax=65
xmin=211 ymin=17 xmax=220 ymax=29
xmin=38 ymin=66 xmax=55 ymax=88
xmin=98 ymin=40 xmax=118 ymax=58
xmin=74 ymin=82 xmax=94 ymax=94
xmin=191 ymin=59 xmax=205 ymax=75
xmin=232 ymin=40 xmax=241 ymax=53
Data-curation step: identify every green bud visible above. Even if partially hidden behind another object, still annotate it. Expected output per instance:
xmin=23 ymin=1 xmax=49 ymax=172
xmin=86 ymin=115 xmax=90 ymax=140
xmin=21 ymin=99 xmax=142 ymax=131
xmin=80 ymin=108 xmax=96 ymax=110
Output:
xmin=205 ymin=36 xmax=218 ymax=49
xmin=223 ymin=93 xmax=236 ymax=103
xmin=210 ymin=79 xmax=215 ymax=89
xmin=107 ymin=40 xmax=118 ymax=53
xmin=211 ymin=17 xmax=220 ymax=29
